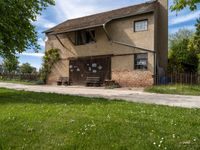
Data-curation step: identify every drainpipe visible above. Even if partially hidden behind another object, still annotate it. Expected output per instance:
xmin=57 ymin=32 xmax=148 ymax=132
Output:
xmin=55 ymin=34 xmax=76 ymax=56
xmin=102 ymin=20 xmax=157 ymax=84
xmin=102 ymin=22 xmax=156 ymax=53
xmin=103 ymin=23 xmax=111 ymax=41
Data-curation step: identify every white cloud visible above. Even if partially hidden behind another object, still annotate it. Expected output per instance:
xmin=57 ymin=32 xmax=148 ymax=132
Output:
xmin=33 ymin=15 xmax=56 ymax=29
xmin=54 ymin=0 xmax=147 ymax=21
xmin=20 ymin=52 xmax=45 ymax=57
xmin=169 ymin=25 xmax=195 ymax=34
xmin=170 ymin=10 xmax=200 ymax=25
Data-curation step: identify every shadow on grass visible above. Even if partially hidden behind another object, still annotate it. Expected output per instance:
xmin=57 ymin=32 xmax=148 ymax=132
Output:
xmin=0 ymin=88 xmax=123 ymax=105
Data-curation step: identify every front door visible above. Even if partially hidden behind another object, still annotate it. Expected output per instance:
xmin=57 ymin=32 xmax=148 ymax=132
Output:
xmin=69 ymin=56 xmax=111 ymax=85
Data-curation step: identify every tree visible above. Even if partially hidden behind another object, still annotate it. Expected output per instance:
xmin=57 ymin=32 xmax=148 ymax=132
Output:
xmin=0 ymin=0 xmax=55 ymax=58
xmin=168 ymin=29 xmax=198 ymax=73
xmin=2 ymin=56 xmax=19 ymax=73
xmin=188 ymin=18 xmax=200 ymax=72
xmin=19 ymin=63 xmax=37 ymax=74
xmin=171 ymin=0 xmax=200 ymax=11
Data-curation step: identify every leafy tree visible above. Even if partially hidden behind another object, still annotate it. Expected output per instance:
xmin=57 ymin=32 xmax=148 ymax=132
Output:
xmin=188 ymin=18 xmax=200 ymax=72
xmin=168 ymin=29 xmax=198 ymax=73
xmin=171 ymin=0 xmax=200 ymax=11
xmin=2 ymin=56 xmax=19 ymax=73
xmin=188 ymin=18 xmax=200 ymax=53
xmin=169 ymin=29 xmax=193 ymax=48
xmin=0 ymin=0 xmax=55 ymax=58
xmin=19 ymin=63 xmax=37 ymax=74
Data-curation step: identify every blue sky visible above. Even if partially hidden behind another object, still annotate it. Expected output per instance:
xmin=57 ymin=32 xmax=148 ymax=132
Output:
xmin=2 ymin=0 xmax=200 ymax=70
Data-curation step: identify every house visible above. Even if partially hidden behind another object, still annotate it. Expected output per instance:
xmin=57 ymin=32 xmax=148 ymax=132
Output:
xmin=44 ymin=0 xmax=168 ymax=87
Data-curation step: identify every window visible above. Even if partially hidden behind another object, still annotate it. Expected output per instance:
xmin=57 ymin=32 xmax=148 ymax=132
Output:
xmin=134 ymin=20 xmax=148 ymax=32
xmin=75 ymin=30 xmax=96 ymax=45
xmin=134 ymin=53 xmax=148 ymax=70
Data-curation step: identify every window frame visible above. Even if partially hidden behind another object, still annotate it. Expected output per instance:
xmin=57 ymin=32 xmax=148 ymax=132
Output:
xmin=134 ymin=53 xmax=148 ymax=70
xmin=133 ymin=19 xmax=148 ymax=32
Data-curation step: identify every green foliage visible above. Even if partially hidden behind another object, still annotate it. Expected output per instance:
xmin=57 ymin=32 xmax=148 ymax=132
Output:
xmin=171 ymin=0 xmax=200 ymax=11
xmin=40 ymin=49 xmax=60 ymax=83
xmin=168 ymin=29 xmax=198 ymax=72
xmin=2 ymin=56 xmax=19 ymax=73
xmin=0 ymin=0 xmax=55 ymax=58
xmin=19 ymin=63 xmax=37 ymax=74
xmin=188 ymin=18 xmax=200 ymax=73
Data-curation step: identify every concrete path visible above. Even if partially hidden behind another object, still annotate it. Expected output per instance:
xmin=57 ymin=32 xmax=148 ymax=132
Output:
xmin=0 ymin=82 xmax=200 ymax=108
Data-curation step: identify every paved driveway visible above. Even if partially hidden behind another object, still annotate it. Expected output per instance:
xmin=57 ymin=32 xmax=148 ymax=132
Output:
xmin=0 ymin=82 xmax=200 ymax=108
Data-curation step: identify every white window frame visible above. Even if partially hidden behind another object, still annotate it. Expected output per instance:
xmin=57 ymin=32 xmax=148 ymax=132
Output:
xmin=134 ymin=20 xmax=148 ymax=32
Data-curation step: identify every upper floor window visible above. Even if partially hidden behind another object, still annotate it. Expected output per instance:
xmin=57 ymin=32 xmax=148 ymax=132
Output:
xmin=134 ymin=53 xmax=148 ymax=70
xmin=134 ymin=20 xmax=148 ymax=32
xmin=75 ymin=30 xmax=96 ymax=45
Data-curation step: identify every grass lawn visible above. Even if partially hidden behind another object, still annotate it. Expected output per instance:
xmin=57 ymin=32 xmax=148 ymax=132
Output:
xmin=145 ymin=84 xmax=200 ymax=96
xmin=0 ymin=79 xmax=41 ymax=85
xmin=0 ymin=88 xmax=200 ymax=150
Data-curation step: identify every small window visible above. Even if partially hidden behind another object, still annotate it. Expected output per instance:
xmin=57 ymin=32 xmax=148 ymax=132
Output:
xmin=134 ymin=53 xmax=148 ymax=70
xmin=134 ymin=20 xmax=148 ymax=32
xmin=75 ymin=30 xmax=96 ymax=45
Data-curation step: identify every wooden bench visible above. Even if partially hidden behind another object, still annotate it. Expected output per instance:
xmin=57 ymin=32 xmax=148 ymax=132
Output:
xmin=86 ymin=77 xmax=101 ymax=87
xmin=57 ymin=77 xmax=71 ymax=86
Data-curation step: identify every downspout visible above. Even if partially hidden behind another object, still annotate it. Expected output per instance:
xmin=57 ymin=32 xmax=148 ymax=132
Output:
xmin=102 ymin=21 xmax=156 ymax=53
xmin=103 ymin=23 xmax=111 ymax=41
xmin=102 ymin=19 xmax=157 ymax=84
xmin=55 ymin=34 xmax=76 ymax=56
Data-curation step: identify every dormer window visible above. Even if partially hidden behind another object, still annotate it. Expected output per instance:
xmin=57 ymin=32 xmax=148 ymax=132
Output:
xmin=75 ymin=30 xmax=96 ymax=45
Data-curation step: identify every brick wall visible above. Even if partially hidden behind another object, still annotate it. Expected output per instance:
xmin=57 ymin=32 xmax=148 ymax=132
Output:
xmin=112 ymin=70 xmax=154 ymax=87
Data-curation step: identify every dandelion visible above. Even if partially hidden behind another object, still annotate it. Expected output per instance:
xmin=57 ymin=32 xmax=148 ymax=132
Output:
xmin=69 ymin=119 xmax=75 ymax=123
xmin=193 ymin=138 xmax=197 ymax=142
xmin=158 ymin=144 xmax=161 ymax=147
xmin=91 ymin=124 xmax=95 ymax=127
xmin=153 ymin=142 xmax=156 ymax=145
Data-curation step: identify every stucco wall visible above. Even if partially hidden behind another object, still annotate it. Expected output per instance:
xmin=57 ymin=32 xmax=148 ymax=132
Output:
xmin=45 ymin=11 xmax=161 ymax=87
xmin=157 ymin=0 xmax=168 ymax=72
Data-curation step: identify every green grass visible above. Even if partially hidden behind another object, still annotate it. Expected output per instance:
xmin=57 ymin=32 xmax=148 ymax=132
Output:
xmin=145 ymin=84 xmax=200 ymax=96
xmin=0 ymin=88 xmax=200 ymax=150
xmin=0 ymin=79 xmax=41 ymax=85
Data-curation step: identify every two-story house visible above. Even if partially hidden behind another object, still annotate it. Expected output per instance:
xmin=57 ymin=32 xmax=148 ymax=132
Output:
xmin=44 ymin=0 xmax=168 ymax=87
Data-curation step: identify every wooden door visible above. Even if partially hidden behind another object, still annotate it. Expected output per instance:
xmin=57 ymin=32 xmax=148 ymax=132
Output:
xmin=69 ymin=56 xmax=111 ymax=85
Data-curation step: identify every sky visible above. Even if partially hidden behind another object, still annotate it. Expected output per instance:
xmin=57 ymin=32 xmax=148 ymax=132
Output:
xmin=2 ymin=0 xmax=199 ymax=70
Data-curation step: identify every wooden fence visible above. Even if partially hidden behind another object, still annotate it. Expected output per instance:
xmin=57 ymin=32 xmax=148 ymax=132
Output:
xmin=155 ymin=72 xmax=200 ymax=85
xmin=0 ymin=72 xmax=39 ymax=81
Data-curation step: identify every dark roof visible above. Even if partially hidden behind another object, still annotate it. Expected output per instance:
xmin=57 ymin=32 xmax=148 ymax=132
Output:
xmin=45 ymin=0 xmax=157 ymax=34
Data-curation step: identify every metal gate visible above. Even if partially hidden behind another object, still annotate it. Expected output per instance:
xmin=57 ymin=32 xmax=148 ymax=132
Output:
xmin=69 ymin=56 xmax=111 ymax=85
